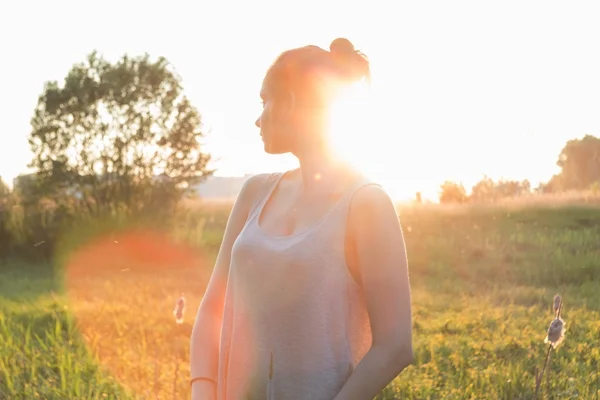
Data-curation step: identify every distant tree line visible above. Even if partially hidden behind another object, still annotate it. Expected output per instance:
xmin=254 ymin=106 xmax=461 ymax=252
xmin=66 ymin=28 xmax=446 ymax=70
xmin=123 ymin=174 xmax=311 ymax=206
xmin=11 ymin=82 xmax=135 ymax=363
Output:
xmin=437 ymin=134 xmax=600 ymax=204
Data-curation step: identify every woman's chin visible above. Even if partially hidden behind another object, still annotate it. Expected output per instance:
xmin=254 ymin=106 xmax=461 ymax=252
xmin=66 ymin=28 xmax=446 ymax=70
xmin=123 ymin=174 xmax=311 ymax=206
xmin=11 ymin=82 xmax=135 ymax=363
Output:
xmin=261 ymin=135 xmax=288 ymax=155
xmin=264 ymin=143 xmax=285 ymax=155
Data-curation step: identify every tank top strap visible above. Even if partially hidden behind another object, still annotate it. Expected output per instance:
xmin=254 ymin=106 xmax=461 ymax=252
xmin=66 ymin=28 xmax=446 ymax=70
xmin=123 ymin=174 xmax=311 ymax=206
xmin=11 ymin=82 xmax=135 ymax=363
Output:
xmin=340 ymin=176 xmax=382 ymax=209
xmin=247 ymin=172 xmax=285 ymax=221
xmin=327 ymin=176 xmax=383 ymax=233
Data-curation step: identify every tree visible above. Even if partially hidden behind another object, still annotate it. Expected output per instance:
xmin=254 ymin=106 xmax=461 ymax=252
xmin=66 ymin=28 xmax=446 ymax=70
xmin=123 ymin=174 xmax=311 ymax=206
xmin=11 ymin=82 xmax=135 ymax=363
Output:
xmin=28 ymin=51 xmax=213 ymax=215
xmin=555 ymin=135 xmax=600 ymax=190
xmin=439 ymin=181 xmax=468 ymax=204
xmin=536 ymin=174 xmax=562 ymax=193
xmin=0 ymin=176 xmax=9 ymax=199
xmin=470 ymin=176 xmax=496 ymax=202
xmin=0 ymin=176 xmax=13 ymax=260
xmin=471 ymin=176 xmax=531 ymax=202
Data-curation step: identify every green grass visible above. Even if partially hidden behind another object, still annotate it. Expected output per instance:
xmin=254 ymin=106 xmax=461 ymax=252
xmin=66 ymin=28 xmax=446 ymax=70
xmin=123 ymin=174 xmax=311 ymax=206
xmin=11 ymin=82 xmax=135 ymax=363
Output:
xmin=1 ymin=203 xmax=600 ymax=399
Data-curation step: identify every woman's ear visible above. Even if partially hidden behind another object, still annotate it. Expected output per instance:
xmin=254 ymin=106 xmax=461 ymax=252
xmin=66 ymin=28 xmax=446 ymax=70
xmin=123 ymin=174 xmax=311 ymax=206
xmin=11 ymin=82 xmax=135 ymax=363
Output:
xmin=282 ymin=90 xmax=296 ymax=121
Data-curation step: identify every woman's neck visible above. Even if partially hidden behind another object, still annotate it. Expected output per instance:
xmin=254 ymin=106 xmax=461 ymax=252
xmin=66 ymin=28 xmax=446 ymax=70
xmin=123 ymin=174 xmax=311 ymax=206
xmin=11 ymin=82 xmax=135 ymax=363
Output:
xmin=294 ymin=148 xmax=347 ymax=193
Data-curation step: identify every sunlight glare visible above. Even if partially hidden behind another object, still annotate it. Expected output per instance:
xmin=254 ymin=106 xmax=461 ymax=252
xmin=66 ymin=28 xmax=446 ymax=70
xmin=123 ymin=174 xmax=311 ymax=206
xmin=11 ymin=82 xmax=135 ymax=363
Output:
xmin=327 ymin=80 xmax=416 ymax=201
xmin=328 ymin=80 xmax=375 ymax=172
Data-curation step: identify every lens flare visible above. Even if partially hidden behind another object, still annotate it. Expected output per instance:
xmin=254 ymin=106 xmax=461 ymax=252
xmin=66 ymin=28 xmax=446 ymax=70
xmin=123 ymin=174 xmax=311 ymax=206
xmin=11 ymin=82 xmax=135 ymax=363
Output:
xmin=61 ymin=228 xmax=209 ymax=397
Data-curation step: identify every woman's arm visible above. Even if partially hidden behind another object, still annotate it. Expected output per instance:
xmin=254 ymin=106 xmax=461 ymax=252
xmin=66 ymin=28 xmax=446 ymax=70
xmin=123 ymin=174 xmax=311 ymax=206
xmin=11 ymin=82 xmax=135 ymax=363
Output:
xmin=189 ymin=174 xmax=268 ymax=399
xmin=333 ymin=185 xmax=414 ymax=400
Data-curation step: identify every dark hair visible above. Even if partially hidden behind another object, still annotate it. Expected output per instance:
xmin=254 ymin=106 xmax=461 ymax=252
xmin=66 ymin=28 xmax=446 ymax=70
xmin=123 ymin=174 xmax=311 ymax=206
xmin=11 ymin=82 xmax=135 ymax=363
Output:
xmin=328 ymin=38 xmax=371 ymax=83
xmin=265 ymin=38 xmax=370 ymax=106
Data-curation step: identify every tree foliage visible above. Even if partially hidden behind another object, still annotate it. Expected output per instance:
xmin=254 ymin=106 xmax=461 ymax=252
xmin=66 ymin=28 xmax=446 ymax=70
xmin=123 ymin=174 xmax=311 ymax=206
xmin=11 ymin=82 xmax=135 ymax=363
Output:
xmin=0 ymin=176 xmax=9 ymax=199
xmin=28 ymin=51 xmax=213 ymax=216
xmin=470 ymin=176 xmax=531 ymax=202
xmin=439 ymin=181 xmax=468 ymax=204
xmin=555 ymin=134 xmax=600 ymax=190
xmin=437 ymin=177 xmax=532 ymax=204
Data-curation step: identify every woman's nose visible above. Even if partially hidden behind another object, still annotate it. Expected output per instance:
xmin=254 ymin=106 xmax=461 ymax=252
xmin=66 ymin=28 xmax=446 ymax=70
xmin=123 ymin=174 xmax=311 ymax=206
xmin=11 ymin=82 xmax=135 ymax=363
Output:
xmin=255 ymin=117 xmax=260 ymax=128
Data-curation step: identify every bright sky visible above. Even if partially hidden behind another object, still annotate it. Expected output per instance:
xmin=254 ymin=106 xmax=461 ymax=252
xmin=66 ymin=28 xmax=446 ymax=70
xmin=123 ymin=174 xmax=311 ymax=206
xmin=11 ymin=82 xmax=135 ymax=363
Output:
xmin=1 ymin=0 xmax=599 ymax=200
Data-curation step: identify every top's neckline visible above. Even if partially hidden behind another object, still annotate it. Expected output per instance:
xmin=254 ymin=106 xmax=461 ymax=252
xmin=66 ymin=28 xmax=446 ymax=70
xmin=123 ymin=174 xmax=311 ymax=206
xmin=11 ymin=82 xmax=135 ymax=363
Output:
xmin=254 ymin=170 xmax=368 ymax=240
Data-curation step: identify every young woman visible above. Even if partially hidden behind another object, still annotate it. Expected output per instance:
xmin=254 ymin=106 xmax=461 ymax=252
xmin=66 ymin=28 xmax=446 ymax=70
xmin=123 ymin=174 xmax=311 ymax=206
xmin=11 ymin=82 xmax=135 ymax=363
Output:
xmin=190 ymin=38 xmax=413 ymax=400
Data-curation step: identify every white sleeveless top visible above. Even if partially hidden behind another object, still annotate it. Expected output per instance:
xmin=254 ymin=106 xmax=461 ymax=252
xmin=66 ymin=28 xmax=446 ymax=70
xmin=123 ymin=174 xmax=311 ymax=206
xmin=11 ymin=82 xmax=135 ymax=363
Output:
xmin=217 ymin=172 xmax=375 ymax=400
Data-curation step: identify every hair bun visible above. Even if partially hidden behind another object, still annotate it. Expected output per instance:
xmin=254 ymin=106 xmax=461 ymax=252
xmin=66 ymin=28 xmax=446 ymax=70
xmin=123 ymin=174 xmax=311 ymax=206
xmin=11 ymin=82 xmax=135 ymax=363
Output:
xmin=329 ymin=38 xmax=355 ymax=55
xmin=328 ymin=37 xmax=370 ymax=83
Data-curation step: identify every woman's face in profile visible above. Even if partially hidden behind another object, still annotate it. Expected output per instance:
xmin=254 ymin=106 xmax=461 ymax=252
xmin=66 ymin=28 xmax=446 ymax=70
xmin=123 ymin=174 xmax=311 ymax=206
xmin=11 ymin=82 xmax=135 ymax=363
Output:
xmin=255 ymin=78 xmax=296 ymax=155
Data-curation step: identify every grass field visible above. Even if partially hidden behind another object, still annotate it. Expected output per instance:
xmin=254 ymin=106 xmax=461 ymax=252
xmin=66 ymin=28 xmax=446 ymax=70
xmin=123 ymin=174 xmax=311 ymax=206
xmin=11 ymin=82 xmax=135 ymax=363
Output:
xmin=1 ymin=201 xmax=600 ymax=399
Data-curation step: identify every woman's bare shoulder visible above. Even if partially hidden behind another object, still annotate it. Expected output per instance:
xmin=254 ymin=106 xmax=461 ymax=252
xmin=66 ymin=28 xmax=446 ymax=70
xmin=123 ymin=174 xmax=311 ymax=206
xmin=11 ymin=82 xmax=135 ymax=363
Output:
xmin=235 ymin=173 xmax=275 ymax=208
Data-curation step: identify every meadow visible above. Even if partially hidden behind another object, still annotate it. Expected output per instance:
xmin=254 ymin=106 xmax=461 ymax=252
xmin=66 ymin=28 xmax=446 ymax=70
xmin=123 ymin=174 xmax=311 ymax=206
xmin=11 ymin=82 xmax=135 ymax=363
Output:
xmin=1 ymin=198 xmax=600 ymax=399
